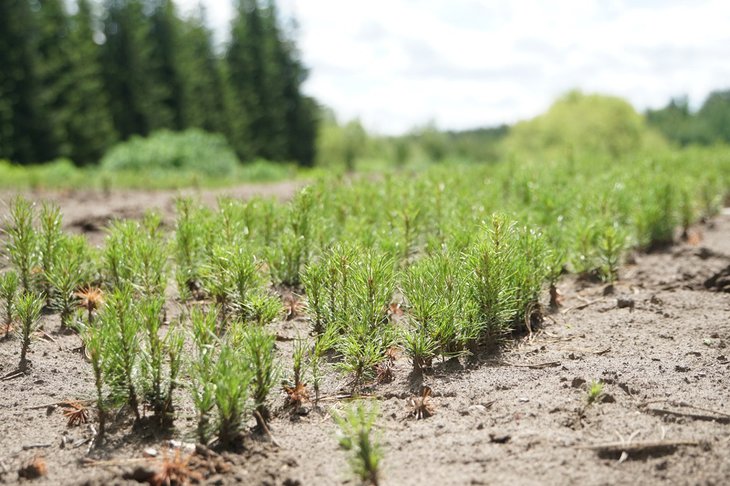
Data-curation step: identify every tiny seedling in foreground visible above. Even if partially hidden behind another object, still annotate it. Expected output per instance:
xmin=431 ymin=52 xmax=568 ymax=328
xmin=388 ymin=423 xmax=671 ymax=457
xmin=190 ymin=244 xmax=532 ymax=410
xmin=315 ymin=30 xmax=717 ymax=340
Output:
xmin=335 ymin=401 xmax=383 ymax=486
xmin=586 ymin=380 xmax=604 ymax=405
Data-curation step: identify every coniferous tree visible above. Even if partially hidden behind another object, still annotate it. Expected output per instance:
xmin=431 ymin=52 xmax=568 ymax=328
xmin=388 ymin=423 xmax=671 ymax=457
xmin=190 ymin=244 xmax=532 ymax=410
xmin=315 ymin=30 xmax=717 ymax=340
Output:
xmin=0 ymin=0 xmax=55 ymax=164
xmin=65 ymin=0 xmax=118 ymax=165
xmin=177 ymin=6 xmax=231 ymax=135
xmin=149 ymin=0 xmax=186 ymax=130
xmin=102 ymin=0 xmax=172 ymax=139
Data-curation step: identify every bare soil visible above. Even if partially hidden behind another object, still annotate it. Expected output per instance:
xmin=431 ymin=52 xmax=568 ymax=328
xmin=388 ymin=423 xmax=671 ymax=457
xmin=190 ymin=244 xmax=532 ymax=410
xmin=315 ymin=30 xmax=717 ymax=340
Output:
xmin=1 ymin=187 xmax=729 ymax=486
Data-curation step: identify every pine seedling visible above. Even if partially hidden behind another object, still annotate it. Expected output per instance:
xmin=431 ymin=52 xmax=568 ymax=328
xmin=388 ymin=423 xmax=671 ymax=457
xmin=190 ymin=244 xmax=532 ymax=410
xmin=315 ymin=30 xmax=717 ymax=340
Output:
xmin=240 ymin=325 xmax=278 ymax=430
xmin=228 ymin=248 xmax=260 ymax=320
xmin=174 ymin=197 xmax=204 ymax=299
xmin=544 ymin=245 xmax=566 ymax=310
xmin=190 ymin=307 xmax=219 ymax=444
xmin=302 ymin=261 xmax=327 ymax=334
xmin=47 ymin=238 xmax=87 ymax=330
xmin=201 ymin=246 xmax=236 ymax=328
xmin=15 ymin=292 xmax=44 ymax=372
xmin=214 ymin=343 xmax=252 ymax=448
xmin=586 ymin=380 xmax=604 ymax=405
xmin=162 ymin=324 xmax=185 ymax=427
xmin=597 ymin=223 xmax=626 ymax=283
xmin=5 ymin=197 xmax=38 ymax=291
xmin=102 ymin=220 xmax=137 ymax=290
xmin=267 ymin=188 xmax=314 ymax=286
xmin=337 ymin=327 xmax=386 ymax=392
xmin=284 ymin=337 xmax=309 ymax=409
xmin=335 ymin=401 xmax=383 ymax=486
xmin=100 ymin=287 xmax=141 ymax=420
xmin=134 ymin=213 xmax=168 ymax=298
xmin=246 ymin=292 xmax=283 ymax=326
xmin=1 ymin=271 xmax=19 ymax=338
xmin=401 ymin=328 xmax=439 ymax=372
xmin=638 ymin=182 xmax=677 ymax=249
xmin=139 ymin=296 xmax=171 ymax=425
xmin=468 ymin=216 xmax=521 ymax=340
xmin=571 ymin=220 xmax=598 ymax=277
xmin=81 ymin=323 xmax=108 ymax=444
xmin=38 ymin=202 xmax=63 ymax=305
xmin=310 ymin=325 xmax=336 ymax=406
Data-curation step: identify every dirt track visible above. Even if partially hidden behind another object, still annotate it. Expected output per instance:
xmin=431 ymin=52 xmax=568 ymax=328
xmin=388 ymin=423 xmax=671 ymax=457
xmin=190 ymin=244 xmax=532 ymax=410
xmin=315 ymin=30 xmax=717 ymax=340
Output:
xmin=0 ymin=187 xmax=728 ymax=485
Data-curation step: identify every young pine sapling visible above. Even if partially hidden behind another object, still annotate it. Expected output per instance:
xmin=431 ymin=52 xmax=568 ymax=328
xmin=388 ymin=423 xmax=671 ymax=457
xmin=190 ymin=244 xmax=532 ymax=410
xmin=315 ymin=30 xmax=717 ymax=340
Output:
xmin=15 ymin=292 xmax=44 ymax=372
xmin=0 ymin=271 xmax=19 ymax=338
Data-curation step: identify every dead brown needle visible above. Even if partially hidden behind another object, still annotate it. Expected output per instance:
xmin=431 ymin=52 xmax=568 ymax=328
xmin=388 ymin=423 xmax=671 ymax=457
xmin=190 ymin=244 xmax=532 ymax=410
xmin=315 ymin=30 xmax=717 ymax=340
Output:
xmin=284 ymin=382 xmax=309 ymax=408
xmin=408 ymin=386 xmax=435 ymax=420
xmin=150 ymin=449 xmax=202 ymax=486
xmin=75 ymin=287 xmax=104 ymax=322
xmin=62 ymin=401 xmax=89 ymax=427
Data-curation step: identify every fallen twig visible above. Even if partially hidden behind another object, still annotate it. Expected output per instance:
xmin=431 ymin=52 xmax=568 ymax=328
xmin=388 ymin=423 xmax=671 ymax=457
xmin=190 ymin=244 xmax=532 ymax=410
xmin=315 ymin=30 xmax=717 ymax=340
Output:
xmin=318 ymin=393 xmax=375 ymax=402
xmin=502 ymin=360 xmax=561 ymax=369
xmin=564 ymin=347 xmax=611 ymax=356
xmin=641 ymin=400 xmax=730 ymax=419
xmin=253 ymin=411 xmax=280 ymax=448
xmin=80 ymin=457 xmax=147 ymax=468
xmin=561 ymin=298 xmax=604 ymax=314
xmin=22 ymin=443 xmax=52 ymax=450
xmin=580 ymin=439 xmax=699 ymax=456
xmin=1 ymin=369 xmax=24 ymax=381
xmin=37 ymin=331 xmax=56 ymax=343
xmin=644 ymin=407 xmax=730 ymax=424
xmin=86 ymin=425 xmax=97 ymax=455
xmin=25 ymin=399 xmax=93 ymax=411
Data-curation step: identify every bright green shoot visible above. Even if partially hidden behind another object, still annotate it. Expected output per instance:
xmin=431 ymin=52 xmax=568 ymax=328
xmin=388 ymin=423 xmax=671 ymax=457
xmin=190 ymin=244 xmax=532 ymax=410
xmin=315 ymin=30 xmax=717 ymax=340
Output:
xmin=586 ymin=380 xmax=604 ymax=404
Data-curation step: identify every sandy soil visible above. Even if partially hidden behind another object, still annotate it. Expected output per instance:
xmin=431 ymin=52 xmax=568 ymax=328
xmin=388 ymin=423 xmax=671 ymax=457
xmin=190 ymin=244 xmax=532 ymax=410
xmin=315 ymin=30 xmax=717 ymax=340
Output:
xmin=0 ymin=187 xmax=728 ymax=486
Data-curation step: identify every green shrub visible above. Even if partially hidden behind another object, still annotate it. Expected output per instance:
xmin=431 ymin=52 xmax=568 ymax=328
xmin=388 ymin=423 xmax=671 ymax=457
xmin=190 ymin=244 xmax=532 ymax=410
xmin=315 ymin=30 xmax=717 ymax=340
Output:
xmin=100 ymin=129 xmax=239 ymax=177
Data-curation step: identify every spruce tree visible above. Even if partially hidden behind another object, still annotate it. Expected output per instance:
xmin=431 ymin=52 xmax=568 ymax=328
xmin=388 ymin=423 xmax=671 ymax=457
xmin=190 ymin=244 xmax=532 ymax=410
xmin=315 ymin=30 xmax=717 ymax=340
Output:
xmin=178 ymin=6 xmax=233 ymax=136
xmin=0 ymin=0 xmax=55 ymax=163
xmin=102 ymin=0 xmax=172 ymax=139
xmin=64 ymin=0 xmax=118 ymax=165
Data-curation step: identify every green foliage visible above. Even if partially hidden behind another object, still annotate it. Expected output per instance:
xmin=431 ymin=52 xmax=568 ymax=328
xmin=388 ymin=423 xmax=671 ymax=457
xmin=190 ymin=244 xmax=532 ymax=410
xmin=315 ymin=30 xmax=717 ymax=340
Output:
xmin=5 ymin=197 xmax=38 ymax=291
xmin=189 ymin=307 xmax=219 ymax=444
xmin=238 ymin=325 xmax=278 ymax=428
xmin=0 ymin=272 xmax=19 ymax=338
xmin=504 ymin=90 xmax=660 ymax=158
xmin=596 ymin=223 xmax=627 ymax=282
xmin=102 ymin=215 xmax=167 ymax=297
xmin=335 ymin=401 xmax=383 ymax=486
xmin=468 ymin=216 xmax=548 ymax=340
xmin=139 ymin=296 xmax=183 ymax=426
xmin=46 ymin=235 xmax=90 ymax=329
xmin=38 ymin=202 xmax=63 ymax=302
xmin=101 ymin=129 xmax=239 ymax=177
xmin=586 ymin=380 xmax=604 ymax=405
xmin=81 ymin=319 xmax=109 ymax=442
xmin=99 ymin=287 xmax=141 ymax=420
xmin=637 ymin=181 xmax=677 ymax=249
xmin=267 ymin=188 xmax=314 ymax=286
xmin=401 ymin=251 xmax=475 ymax=369
xmin=15 ymin=292 xmax=44 ymax=372
xmin=214 ymin=342 xmax=252 ymax=448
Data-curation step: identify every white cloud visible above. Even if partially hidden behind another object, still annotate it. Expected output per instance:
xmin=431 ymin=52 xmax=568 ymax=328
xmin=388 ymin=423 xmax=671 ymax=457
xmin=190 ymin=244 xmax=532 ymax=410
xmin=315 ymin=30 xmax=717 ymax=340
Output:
xmin=176 ymin=0 xmax=730 ymax=134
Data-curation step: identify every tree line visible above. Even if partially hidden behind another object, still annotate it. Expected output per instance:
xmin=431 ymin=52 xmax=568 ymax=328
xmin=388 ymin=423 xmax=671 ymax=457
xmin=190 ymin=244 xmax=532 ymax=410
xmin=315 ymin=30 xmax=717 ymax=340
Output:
xmin=0 ymin=0 xmax=318 ymax=166
xmin=647 ymin=90 xmax=730 ymax=147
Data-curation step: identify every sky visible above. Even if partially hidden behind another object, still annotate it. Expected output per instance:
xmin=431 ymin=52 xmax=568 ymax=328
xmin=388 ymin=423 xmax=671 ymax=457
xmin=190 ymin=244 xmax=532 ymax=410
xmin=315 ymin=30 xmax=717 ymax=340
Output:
xmin=177 ymin=0 xmax=730 ymax=135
